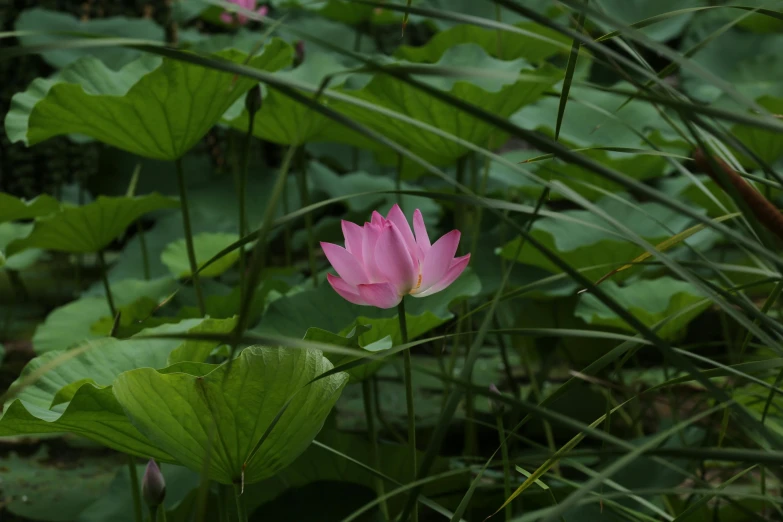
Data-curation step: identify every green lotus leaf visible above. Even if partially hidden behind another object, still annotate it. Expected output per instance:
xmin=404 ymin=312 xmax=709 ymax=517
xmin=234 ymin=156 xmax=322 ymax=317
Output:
xmin=498 ymin=197 xmax=696 ymax=281
xmin=161 ymin=232 xmax=241 ymax=278
xmin=575 ymin=277 xmax=710 ymax=340
xmin=395 ymin=22 xmax=569 ymax=63
xmin=333 ymin=44 xmax=562 ymax=177
xmin=6 ymin=194 xmax=179 ymax=255
xmin=303 ymin=325 xmax=393 ymax=382
xmin=0 ymin=318 xmax=237 ymax=459
xmin=0 ymin=193 xmax=60 ymax=223
xmin=14 ymin=8 xmax=165 ymax=69
xmin=6 ymin=41 xmax=293 ymax=160
xmin=32 ymin=277 xmax=178 ymax=353
xmin=112 ymin=345 xmax=348 ymax=484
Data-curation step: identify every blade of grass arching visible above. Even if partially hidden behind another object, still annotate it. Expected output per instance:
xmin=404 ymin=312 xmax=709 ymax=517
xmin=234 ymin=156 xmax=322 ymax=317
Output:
xmin=341 ymin=468 xmax=472 ymax=522
xmin=554 ymin=0 xmax=588 ymax=142
xmin=558 ymin=460 xmax=673 ymax=522
xmin=494 ymin=0 xmax=772 ymax=119
xmin=553 ymin=178 xmax=783 ymax=345
xmin=514 ymin=468 xmax=566 ymax=522
xmin=602 ymin=4 xmax=761 ymax=120
xmin=522 ymin=402 xmax=727 ymax=521
xmin=350 ymin=0 xmax=773 ymax=121
xmin=550 ymin=180 xmax=783 ymax=356
xmin=493 ymin=413 xmax=612 ymax=514
xmin=671 ymin=465 xmax=758 ymax=522
xmin=591 ymin=212 xmax=743 ymax=286
xmin=649 ymin=358 xmax=783 ymax=390
xmin=312 ymin=441 xmax=468 ymax=522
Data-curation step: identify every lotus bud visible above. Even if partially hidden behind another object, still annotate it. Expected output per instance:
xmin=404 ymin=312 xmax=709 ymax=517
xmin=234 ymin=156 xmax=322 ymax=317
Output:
xmin=142 ymin=459 xmax=166 ymax=508
xmin=245 ymin=85 xmax=262 ymax=116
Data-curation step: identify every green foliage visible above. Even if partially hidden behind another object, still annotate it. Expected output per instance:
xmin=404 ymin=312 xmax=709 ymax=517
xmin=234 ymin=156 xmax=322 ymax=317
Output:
xmin=161 ymin=232 xmax=241 ymax=278
xmin=257 ymin=269 xmax=480 ymax=343
xmin=113 ymin=346 xmax=348 ymax=484
xmin=6 ymin=42 xmax=293 ymax=159
xmin=14 ymin=8 xmax=166 ymax=69
xmin=575 ymin=277 xmax=710 ymax=339
xmin=3 ymin=2 xmax=783 ymax=521
xmin=499 ymin=196 xmax=697 ymax=281
xmin=333 ymin=44 xmax=563 ymax=175
xmin=6 ymin=194 xmax=179 ymax=255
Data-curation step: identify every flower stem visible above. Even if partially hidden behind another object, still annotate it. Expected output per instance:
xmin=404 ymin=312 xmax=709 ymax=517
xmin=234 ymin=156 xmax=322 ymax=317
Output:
xmin=137 ymin=221 xmax=151 ymax=280
xmin=495 ymin=414 xmax=512 ymax=521
xmin=97 ymin=250 xmax=116 ymax=318
xmin=127 ymin=455 xmax=143 ymax=522
xmin=362 ymin=379 xmax=389 ymax=520
xmin=158 ymin=505 xmax=168 ymax=522
xmin=175 ymin=157 xmax=206 ymax=316
xmin=237 ymin=103 xmax=258 ymax=303
xmin=397 ymin=297 xmax=418 ymax=522
xmin=296 ymin=151 xmax=318 ymax=287
xmin=233 ymin=483 xmax=247 ymax=522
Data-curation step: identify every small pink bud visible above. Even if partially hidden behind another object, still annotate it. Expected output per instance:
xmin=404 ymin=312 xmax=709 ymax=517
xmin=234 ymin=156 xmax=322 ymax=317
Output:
xmin=142 ymin=459 xmax=166 ymax=508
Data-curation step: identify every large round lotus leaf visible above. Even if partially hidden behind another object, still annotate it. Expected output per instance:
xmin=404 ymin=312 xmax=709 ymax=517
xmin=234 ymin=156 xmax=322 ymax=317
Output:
xmin=6 ymin=41 xmax=292 ymax=160
xmin=112 ymin=346 xmax=348 ymax=484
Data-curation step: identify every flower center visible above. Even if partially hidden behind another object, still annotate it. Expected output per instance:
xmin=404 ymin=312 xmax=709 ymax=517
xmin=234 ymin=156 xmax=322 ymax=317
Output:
xmin=409 ymin=272 xmax=423 ymax=295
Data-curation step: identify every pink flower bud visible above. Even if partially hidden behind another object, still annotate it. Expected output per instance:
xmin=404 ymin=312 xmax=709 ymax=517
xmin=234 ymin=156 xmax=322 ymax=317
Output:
xmin=142 ymin=459 xmax=166 ymax=508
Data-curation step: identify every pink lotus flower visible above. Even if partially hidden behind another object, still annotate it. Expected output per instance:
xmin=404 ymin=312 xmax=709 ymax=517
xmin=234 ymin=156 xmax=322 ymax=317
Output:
xmin=220 ymin=0 xmax=268 ymax=25
xmin=322 ymin=204 xmax=470 ymax=309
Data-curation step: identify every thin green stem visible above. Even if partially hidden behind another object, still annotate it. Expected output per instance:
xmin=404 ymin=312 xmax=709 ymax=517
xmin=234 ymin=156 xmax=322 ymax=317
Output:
xmin=97 ymin=250 xmax=117 ymax=318
xmin=496 ymin=414 xmax=512 ymax=521
xmin=296 ymin=152 xmax=318 ymax=287
xmin=148 ymin=506 xmax=156 ymax=522
xmin=398 ymin=298 xmax=417 ymax=522
xmin=282 ymin=181 xmax=293 ymax=266
xmin=217 ymin=484 xmax=230 ymax=522
xmin=396 ymin=153 xmax=404 ymax=208
xmin=128 ymin=455 xmax=143 ymax=522
xmin=233 ymin=483 xmax=247 ymax=522
xmin=238 ymin=106 xmax=258 ymax=302
xmin=137 ymin=222 xmax=151 ymax=280
xmin=175 ymin=157 xmax=206 ymax=316
xmin=362 ymin=379 xmax=389 ymax=520
xmin=158 ymin=505 xmax=168 ymax=522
